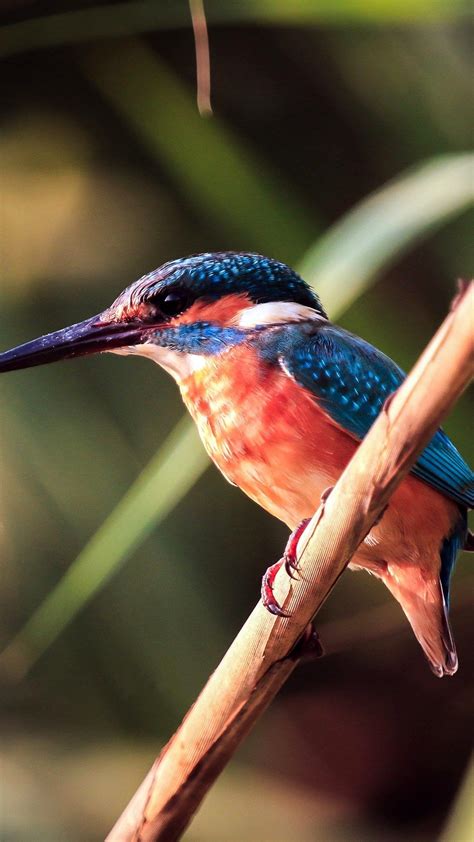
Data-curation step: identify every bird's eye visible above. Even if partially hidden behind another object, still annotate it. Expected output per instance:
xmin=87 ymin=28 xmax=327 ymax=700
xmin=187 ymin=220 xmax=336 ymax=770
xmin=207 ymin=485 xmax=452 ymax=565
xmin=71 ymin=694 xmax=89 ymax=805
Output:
xmin=157 ymin=288 xmax=192 ymax=318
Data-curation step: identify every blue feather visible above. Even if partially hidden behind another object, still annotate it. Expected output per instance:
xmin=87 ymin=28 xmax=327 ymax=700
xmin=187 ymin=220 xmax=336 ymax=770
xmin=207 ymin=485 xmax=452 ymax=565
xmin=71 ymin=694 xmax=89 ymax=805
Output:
xmin=134 ymin=252 xmax=324 ymax=314
xmin=272 ymin=322 xmax=473 ymax=510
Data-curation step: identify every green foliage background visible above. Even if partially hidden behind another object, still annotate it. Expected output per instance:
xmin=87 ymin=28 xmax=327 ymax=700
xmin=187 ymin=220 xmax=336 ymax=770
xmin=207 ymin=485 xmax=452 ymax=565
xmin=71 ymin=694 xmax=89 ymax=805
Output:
xmin=0 ymin=3 xmax=472 ymax=840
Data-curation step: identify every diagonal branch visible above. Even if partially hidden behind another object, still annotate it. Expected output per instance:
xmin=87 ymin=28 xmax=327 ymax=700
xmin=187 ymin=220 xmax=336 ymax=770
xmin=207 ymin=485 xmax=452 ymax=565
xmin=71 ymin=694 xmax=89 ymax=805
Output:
xmin=107 ymin=282 xmax=473 ymax=842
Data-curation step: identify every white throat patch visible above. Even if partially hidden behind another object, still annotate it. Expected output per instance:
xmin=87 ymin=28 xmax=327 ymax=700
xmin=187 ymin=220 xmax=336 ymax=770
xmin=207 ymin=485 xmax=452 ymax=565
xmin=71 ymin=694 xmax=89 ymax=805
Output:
xmin=110 ymin=343 xmax=207 ymax=382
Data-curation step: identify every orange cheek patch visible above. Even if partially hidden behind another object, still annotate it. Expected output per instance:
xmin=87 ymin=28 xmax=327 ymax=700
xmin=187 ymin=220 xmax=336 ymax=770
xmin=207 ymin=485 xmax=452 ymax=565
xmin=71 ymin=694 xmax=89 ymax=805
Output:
xmin=173 ymin=293 xmax=252 ymax=326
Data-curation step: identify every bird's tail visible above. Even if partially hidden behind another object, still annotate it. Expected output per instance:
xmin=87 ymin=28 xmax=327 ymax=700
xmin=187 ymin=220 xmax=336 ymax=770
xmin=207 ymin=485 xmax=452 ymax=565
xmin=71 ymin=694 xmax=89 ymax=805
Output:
xmin=383 ymin=569 xmax=458 ymax=677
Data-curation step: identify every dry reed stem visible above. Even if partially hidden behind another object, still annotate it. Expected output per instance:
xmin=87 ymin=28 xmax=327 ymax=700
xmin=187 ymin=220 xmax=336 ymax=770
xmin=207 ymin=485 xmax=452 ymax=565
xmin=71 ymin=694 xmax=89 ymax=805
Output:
xmin=190 ymin=0 xmax=212 ymax=116
xmin=108 ymin=282 xmax=473 ymax=842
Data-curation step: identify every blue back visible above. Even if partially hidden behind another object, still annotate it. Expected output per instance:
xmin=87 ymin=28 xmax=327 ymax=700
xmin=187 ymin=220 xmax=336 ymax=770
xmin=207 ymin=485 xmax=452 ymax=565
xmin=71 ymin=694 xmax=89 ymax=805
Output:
xmin=273 ymin=321 xmax=473 ymax=510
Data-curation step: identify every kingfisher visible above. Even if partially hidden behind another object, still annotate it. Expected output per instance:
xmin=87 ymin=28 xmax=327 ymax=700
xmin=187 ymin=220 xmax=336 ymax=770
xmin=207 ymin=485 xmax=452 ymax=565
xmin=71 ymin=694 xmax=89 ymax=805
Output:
xmin=0 ymin=253 xmax=472 ymax=677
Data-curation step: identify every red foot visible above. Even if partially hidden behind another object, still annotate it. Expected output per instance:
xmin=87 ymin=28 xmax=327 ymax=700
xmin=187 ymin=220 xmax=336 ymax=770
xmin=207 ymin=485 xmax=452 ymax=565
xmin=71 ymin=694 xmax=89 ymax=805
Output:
xmin=261 ymin=518 xmax=311 ymax=616
xmin=261 ymin=558 xmax=289 ymax=616
xmin=283 ymin=518 xmax=311 ymax=577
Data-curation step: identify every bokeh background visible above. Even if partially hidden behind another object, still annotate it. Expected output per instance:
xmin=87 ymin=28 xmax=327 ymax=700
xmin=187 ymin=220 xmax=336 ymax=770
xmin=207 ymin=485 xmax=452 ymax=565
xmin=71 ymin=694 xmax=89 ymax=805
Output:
xmin=0 ymin=3 xmax=473 ymax=840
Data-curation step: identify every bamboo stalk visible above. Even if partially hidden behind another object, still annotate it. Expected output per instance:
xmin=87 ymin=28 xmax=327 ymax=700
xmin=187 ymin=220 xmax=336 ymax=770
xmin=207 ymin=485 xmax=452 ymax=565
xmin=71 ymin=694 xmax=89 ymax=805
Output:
xmin=108 ymin=282 xmax=473 ymax=842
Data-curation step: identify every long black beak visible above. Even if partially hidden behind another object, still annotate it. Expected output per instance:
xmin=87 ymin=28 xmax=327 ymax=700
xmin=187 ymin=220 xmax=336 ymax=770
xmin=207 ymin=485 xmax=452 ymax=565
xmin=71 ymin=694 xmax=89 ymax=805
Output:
xmin=0 ymin=314 xmax=151 ymax=373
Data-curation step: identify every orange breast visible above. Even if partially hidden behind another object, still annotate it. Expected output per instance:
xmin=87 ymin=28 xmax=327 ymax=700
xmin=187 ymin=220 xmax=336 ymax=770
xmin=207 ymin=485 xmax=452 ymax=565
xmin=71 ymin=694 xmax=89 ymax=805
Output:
xmin=179 ymin=344 xmax=460 ymax=580
xmin=179 ymin=345 xmax=358 ymax=528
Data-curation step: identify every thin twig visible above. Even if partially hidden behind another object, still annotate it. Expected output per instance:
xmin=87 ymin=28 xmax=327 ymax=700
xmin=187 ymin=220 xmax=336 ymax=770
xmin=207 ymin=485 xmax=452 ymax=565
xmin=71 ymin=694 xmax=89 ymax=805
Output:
xmin=190 ymin=0 xmax=212 ymax=116
xmin=107 ymin=282 xmax=473 ymax=842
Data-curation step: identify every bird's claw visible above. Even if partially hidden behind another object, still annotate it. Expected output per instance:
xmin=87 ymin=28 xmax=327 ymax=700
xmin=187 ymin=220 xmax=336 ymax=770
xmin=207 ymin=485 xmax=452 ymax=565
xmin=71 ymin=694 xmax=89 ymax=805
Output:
xmin=261 ymin=578 xmax=325 ymax=661
xmin=284 ymin=556 xmax=299 ymax=579
xmin=261 ymin=558 xmax=289 ymax=617
xmin=261 ymin=518 xmax=312 ymax=616
xmin=283 ymin=517 xmax=311 ymax=578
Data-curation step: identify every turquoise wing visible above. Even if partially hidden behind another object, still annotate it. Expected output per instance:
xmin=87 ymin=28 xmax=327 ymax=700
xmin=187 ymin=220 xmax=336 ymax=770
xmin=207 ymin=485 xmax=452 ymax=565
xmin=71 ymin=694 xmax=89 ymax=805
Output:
xmin=278 ymin=323 xmax=473 ymax=509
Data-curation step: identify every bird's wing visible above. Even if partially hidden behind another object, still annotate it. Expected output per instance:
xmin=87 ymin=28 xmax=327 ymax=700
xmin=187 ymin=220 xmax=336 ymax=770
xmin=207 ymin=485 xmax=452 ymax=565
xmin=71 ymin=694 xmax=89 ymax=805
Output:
xmin=278 ymin=322 xmax=473 ymax=509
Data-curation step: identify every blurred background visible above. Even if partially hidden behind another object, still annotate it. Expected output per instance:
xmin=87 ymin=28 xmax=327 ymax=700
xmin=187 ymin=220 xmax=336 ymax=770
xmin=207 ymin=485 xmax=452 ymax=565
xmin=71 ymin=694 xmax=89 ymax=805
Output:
xmin=0 ymin=2 xmax=473 ymax=840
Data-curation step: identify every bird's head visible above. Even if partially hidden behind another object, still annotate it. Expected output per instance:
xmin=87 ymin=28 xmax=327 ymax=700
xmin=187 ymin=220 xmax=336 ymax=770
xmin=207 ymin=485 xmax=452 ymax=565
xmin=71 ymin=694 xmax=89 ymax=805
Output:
xmin=0 ymin=252 xmax=326 ymax=380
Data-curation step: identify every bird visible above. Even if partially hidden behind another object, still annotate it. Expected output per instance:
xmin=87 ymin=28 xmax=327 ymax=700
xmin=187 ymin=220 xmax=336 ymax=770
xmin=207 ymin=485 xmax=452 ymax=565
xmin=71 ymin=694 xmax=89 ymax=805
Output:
xmin=0 ymin=252 xmax=472 ymax=677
